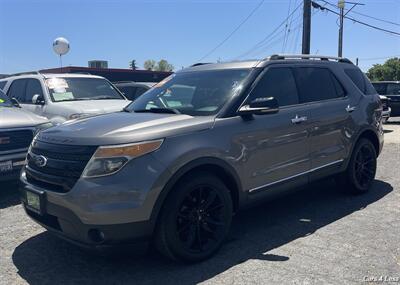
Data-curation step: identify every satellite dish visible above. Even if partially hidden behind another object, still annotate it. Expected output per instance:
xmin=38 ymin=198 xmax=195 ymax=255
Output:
xmin=53 ymin=37 xmax=70 ymax=56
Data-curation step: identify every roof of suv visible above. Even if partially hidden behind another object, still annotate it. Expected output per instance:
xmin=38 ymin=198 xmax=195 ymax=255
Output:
xmin=180 ymin=54 xmax=354 ymax=73
xmin=0 ymin=72 xmax=105 ymax=82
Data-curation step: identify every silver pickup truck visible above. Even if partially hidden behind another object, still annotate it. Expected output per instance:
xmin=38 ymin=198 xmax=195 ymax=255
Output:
xmin=0 ymin=90 xmax=52 ymax=181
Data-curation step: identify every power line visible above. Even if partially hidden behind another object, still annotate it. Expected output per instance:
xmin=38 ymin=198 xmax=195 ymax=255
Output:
xmin=282 ymin=0 xmax=293 ymax=52
xmin=312 ymin=2 xmax=400 ymax=36
xmin=316 ymin=0 xmax=400 ymax=27
xmin=358 ymin=55 xmax=400 ymax=61
xmin=234 ymin=1 xmax=303 ymax=59
xmin=197 ymin=0 xmax=265 ymax=62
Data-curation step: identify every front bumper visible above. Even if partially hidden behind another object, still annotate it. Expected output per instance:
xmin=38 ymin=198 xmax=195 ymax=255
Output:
xmin=19 ymin=152 xmax=171 ymax=249
xmin=0 ymin=151 xmax=26 ymax=182
xmin=20 ymin=181 xmax=152 ymax=251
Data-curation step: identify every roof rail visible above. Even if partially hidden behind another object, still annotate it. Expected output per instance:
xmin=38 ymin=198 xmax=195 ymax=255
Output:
xmin=267 ymin=54 xmax=353 ymax=64
xmin=10 ymin=71 xmax=42 ymax=76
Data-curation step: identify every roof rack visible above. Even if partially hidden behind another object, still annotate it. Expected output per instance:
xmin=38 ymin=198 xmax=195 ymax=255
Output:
xmin=10 ymin=71 xmax=42 ymax=76
xmin=267 ymin=54 xmax=353 ymax=64
xmin=190 ymin=62 xmax=212 ymax=67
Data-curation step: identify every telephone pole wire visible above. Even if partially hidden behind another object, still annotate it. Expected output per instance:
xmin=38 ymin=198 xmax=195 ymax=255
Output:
xmin=302 ymin=0 xmax=312 ymax=54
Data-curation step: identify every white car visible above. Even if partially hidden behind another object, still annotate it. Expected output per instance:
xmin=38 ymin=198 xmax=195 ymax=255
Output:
xmin=0 ymin=72 xmax=131 ymax=125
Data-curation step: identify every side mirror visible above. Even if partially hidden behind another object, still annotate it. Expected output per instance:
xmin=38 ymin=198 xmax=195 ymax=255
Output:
xmin=32 ymin=94 xmax=45 ymax=105
xmin=10 ymin=97 xmax=21 ymax=108
xmin=238 ymin=97 xmax=279 ymax=116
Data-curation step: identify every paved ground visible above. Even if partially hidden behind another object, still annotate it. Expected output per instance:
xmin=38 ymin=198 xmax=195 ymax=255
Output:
xmin=1 ymin=121 xmax=400 ymax=285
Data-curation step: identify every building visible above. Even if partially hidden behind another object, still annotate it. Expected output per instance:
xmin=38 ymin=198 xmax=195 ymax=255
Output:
xmin=88 ymin=60 xmax=108 ymax=69
xmin=39 ymin=66 xmax=172 ymax=83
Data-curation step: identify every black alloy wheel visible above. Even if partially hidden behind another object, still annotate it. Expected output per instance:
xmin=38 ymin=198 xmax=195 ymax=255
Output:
xmin=155 ymin=172 xmax=232 ymax=262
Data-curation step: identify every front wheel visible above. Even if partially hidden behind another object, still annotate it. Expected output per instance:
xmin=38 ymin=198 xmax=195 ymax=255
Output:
xmin=336 ymin=138 xmax=377 ymax=194
xmin=155 ymin=172 xmax=233 ymax=262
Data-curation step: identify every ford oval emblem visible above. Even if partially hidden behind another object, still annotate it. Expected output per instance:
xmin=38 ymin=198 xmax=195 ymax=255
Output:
xmin=34 ymin=155 xmax=48 ymax=168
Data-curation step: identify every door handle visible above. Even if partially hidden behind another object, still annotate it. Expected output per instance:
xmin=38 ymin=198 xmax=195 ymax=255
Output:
xmin=291 ymin=115 xmax=308 ymax=124
xmin=346 ymin=105 xmax=356 ymax=113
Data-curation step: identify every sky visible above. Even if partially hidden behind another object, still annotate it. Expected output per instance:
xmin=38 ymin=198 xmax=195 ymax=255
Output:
xmin=0 ymin=0 xmax=399 ymax=74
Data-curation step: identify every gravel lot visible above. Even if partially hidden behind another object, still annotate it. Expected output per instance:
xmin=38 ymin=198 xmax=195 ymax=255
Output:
xmin=1 ymin=120 xmax=400 ymax=285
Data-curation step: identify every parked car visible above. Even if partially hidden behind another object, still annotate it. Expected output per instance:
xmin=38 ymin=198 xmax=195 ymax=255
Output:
xmin=379 ymin=95 xmax=391 ymax=122
xmin=114 ymin=81 xmax=156 ymax=101
xmin=0 ymin=72 xmax=130 ymax=125
xmin=20 ymin=55 xmax=384 ymax=262
xmin=0 ymin=90 xmax=52 ymax=181
xmin=372 ymin=81 xmax=400 ymax=117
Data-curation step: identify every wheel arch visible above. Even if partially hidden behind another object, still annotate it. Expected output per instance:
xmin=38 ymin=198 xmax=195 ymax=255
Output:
xmin=356 ymin=128 xmax=380 ymax=155
xmin=150 ymin=157 xmax=244 ymax=226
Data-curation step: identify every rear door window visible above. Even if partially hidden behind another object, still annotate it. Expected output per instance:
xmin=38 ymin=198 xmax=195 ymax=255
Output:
xmin=7 ymin=79 xmax=27 ymax=102
xmin=249 ymin=67 xmax=299 ymax=107
xmin=294 ymin=67 xmax=342 ymax=103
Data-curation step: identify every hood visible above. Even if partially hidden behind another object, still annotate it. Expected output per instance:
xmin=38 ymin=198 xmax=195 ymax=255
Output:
xmin=37 ymin=111 xmax=215 ymax=145
xmin=58 ymin=99 xmax=131 ymax=114
xmin=0 ymin=107 xmax=49 ymax=129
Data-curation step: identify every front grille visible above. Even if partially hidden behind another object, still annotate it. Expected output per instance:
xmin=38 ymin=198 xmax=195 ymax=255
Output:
xmin=0 ymin=130 xmax=33 ymax=152
xmin=26 ymin=140 xmax=97 ymax=193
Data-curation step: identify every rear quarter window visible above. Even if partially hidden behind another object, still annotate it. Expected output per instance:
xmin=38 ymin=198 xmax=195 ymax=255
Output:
xmin=344 ymin=68 xmax=366 ymax=93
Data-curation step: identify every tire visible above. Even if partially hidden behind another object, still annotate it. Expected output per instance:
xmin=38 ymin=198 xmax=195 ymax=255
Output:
xmin=336 ymin=138 xmax=377 ymax=194
xmin=155 ymin=171 xmax=233 ymax=263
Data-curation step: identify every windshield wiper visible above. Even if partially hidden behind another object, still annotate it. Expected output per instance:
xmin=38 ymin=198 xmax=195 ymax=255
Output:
xmin=134 ymin=107 xmax=181 ymax=114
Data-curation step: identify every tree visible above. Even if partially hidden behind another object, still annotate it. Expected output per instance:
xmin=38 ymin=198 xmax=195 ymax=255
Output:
xmin=367 ymin=58 xmax=400 ymax=81
xmin=143 ymin=59 xmax=174 ymax=72
xmin=144 ymin=60 xmax=156 ymax=71
xmin=156 ymin=59 xmax=174 ymax=72
xmin=129 ymin=60 xmax=137 ymax=70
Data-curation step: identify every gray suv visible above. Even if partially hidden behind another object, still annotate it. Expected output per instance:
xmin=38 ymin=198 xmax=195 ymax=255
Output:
xmin=0 ymin=90 xmax=52 ymax=181
xmin=20 ymin=55 xmax=384 ymax=262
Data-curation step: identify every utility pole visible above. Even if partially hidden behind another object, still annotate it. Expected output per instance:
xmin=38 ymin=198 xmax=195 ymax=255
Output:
xmin=302 ymin=0 xmax=312 ymax=54
xmin=338 ymin=0 xmax=345 ymax=57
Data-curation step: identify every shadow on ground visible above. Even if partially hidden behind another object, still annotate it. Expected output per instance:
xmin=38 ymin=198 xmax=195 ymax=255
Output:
xmin=0 ymin=181 xmax=20 ymax=209
xmin=12 ymin=179 xmax=392 ymax=285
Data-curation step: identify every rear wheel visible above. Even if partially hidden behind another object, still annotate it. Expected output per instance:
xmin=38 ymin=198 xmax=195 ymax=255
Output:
xmin=155 ymin=172 xmax=233 ymax=262
xmin=337 ymin=138 xmax=377 ymax=194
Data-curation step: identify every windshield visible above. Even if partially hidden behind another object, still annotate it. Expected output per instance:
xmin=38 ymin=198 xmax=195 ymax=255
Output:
xmin=126 ymin=69 xmax=251 ymax=116
xmin=0 ymin=90 xmax=12 ymax=107
xmin=46 ymin=77 xmax=124 ymax=102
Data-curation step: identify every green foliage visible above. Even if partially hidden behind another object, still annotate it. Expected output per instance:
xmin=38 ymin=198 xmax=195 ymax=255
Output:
xmin=143 ymin=59 xmax=174 ymax=72
xmin=129 ymin=60 xmax=137 ymax=70
xmin=366 ymin=58 xmax=400 ymax=81
xmin=144 ymin=59 xmax=156 ymax=71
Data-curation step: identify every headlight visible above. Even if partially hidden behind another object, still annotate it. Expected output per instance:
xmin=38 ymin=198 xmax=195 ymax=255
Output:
xmin=34 ymin=122 xmax=54 ymax=135
xmin=82 ymin=139 xmax=163 ymax=178
xmin=69 ymin=113 xmax=92 ymax=120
